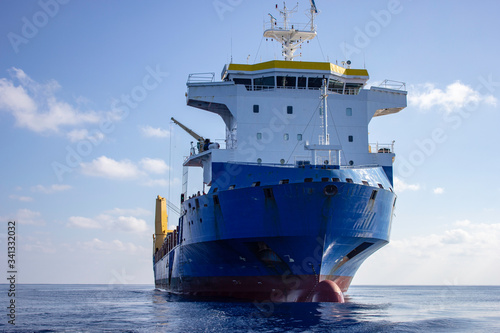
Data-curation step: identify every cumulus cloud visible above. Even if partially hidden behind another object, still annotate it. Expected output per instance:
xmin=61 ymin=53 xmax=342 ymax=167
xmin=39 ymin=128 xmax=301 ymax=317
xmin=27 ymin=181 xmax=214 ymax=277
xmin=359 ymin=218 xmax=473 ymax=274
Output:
xmin=140 ymin=125 xmax=169 ymax=138
xmin=394 ymin=176 xmax=420 ymax=192
xmin=77 ymin=238 xmax=145 ymax=254
xmin=356 ymin=220 xmax=500 ymax=285
xmin=68 ymin=216 xmax=102 ymax=229
xmin=68 ymin=212 xmax=149 ymax=233
xmin=80 ymin=156 xmax=141 ymax=179
xmin=141 ymin=176 xmax=181 ymax=188
xmin=66 ymin=128 xmax=105 ymax=143
xmin=0 ymin=68 xmax=102 ymax=133
xmin=433 ymin=187 xmax=445 ymax=194
xmin=80 ymin=156 xmax=170 ymax=180
xmin=104 ymin=207 xmax=151 ymax=216
xmin=23 ymin=236 xmax=57 ymax=253
xmin=31 ymin=184 xmax=72 ymax=194
xmin=11 ymin=208 xmax=45 ymax=226
xmin=409 ymin=81 xmax=497 ymax=113
xmin=390 ymin=220 xmax=500 ymax=258
xmin=9 ymin=194 xmax=33 ymax=202
xmin=139 ymin=158 xmax=168 ymax=174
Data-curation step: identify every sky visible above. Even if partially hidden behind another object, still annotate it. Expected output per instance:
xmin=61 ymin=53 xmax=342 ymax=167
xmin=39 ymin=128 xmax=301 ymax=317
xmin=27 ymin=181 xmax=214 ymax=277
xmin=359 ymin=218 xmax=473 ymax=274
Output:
xmin=0 ymin=0 xmax=499 ymax=286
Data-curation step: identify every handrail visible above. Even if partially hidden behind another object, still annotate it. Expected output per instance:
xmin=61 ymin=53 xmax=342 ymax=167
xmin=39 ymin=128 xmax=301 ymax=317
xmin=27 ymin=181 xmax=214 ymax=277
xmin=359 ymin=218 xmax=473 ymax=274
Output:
xmin=187 ymin=72 xmax=215 ymax=83
xmin=369 ymin=141 xmax=395 ymax=153
xmin=378 ymin=79 xmax=406 ymax=91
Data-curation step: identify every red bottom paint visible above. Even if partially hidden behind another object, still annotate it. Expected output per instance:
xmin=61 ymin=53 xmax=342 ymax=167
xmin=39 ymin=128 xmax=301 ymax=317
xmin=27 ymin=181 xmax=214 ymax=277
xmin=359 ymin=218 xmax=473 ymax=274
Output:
xmin=156 ymin=275 xmax=352 ymax=303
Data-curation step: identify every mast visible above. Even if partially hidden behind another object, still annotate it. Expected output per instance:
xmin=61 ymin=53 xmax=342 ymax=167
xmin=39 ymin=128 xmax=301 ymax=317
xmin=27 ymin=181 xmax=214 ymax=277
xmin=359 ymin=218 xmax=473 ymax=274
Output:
xmin=321 ymin=79 xmax=329 ymax=145
xmin=264 ymin=1 xmax=319 ymax=61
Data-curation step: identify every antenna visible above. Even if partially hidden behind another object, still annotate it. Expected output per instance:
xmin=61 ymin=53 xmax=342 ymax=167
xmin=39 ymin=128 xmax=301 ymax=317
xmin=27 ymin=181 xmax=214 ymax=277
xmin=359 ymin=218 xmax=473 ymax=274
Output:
xmin=263 ymin=2 xmax=318 ymax=61
xmin=230 ymin=37 xmax=233 ymax=63
xmin=309 ymin=0 xmax=318 ymax=31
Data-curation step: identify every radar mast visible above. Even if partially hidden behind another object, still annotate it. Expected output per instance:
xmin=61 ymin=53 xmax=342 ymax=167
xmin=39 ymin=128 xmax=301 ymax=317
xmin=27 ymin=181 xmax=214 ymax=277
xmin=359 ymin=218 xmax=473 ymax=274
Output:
xmin=264 ymin=1 xmax=319 ymax=61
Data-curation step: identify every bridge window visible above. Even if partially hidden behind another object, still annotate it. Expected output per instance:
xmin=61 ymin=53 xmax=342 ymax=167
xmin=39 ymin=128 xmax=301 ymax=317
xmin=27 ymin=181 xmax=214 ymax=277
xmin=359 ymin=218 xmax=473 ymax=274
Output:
xmin=345 ymin=83 xmax=363 ymax=95
xmin=233 ymin=78 xmax=252 ymax=90
xmin=253 ymin=105 xmax=259 ymax=113
xmin=328 ymin=79 xmax=344 ymax=92
xmin=308 ymin=77 xmax=323 ymax=89
xmin=298 ymin=77 xmax=307 ymax=89
xmin=346 ymin=107 xmax=352 ymax=116
xmin=254 ymin=76 xmax=275 ymax=90
xmin=277 ymin=76 xmax=296 ymax=88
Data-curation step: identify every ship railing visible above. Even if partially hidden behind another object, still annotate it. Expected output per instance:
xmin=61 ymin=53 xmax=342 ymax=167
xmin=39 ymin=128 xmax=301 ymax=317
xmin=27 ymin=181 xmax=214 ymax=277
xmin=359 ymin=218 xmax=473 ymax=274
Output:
xmin=378 ymin=79 xmax=406 ymax=91
xmin=341 ymin=164 xmax=379 ymax=169
xmin=328 ymin=87 xmax=361 ymax=95
xmin=226 ymin=161 xmax=296 ymax=168
xmin=187 ymin=72 xmax=215 ymax=83
xmin=264 ymin=21 xmax=313 ymax=32
xmin=243 ymin=84 xmax=360 ymax=95
xmin=369 ymin=142 xmax=395 ymax=154
xmin=251 ymin=85 xmax=275 ymax=91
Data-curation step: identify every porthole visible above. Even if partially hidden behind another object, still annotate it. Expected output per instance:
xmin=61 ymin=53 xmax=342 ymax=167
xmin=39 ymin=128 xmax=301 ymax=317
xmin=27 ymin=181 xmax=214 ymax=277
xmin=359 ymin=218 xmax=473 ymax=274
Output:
xmin=280 ymin=159 xmax=285 ymax=164
xmin=349 ymin=160 xmax=354 ymax=166
xmin=257 ymin=158 xmax=262 ymax=164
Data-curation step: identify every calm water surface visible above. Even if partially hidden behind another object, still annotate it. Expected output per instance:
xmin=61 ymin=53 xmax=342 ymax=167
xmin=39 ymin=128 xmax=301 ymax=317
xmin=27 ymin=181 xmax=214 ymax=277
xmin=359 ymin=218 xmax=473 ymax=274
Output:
xmin=1 ymin=284 xmax=499 ymax=332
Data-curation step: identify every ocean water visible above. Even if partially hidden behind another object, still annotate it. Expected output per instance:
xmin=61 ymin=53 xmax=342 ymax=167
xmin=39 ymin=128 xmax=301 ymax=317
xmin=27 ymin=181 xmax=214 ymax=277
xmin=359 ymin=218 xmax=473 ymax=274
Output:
xmin=1 ymin=285 xmax=499 ymax=332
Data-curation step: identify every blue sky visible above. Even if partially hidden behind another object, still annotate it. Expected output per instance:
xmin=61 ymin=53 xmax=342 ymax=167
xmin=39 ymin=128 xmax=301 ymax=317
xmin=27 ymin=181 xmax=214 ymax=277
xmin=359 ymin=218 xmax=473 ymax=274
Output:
xmin=0 ymin=0 xmax=499 ymax=286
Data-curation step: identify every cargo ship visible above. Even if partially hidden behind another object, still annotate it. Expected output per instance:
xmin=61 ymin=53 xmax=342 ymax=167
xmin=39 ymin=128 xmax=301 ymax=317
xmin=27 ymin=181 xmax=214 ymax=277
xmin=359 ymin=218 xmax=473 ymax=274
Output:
xmin=153 ymin=2 xmax=407 ymax=302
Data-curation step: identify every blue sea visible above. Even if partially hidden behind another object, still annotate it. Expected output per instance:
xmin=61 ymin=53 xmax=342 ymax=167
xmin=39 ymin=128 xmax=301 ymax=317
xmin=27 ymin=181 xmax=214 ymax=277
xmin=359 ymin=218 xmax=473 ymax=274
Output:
xmin=1 ymin=285 xmax=499 ymax=332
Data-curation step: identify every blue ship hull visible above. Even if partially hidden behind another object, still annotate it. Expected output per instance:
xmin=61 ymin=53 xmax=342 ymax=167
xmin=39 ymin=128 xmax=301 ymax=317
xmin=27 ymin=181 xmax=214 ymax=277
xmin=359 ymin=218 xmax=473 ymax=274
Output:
xmin=154 ymin=163 xmax=396 ymax=302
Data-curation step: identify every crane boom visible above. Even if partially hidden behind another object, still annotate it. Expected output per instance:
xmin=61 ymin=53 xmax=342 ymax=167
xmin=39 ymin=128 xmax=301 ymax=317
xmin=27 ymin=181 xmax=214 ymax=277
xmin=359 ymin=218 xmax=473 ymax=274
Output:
xmin=171 ymin=117 xmax=204 ymax=142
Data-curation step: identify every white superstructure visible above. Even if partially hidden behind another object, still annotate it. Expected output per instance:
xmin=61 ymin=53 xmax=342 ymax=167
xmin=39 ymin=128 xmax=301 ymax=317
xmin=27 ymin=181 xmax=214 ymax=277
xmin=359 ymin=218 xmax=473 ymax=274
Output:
xmin=184 ymin=3 xmax=407 ymax=186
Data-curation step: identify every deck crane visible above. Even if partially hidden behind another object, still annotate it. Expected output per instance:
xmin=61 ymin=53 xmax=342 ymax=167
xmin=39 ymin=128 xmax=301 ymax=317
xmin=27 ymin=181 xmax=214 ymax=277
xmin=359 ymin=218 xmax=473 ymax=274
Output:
xmin=170 ymin=117 xmax=206 ymax=153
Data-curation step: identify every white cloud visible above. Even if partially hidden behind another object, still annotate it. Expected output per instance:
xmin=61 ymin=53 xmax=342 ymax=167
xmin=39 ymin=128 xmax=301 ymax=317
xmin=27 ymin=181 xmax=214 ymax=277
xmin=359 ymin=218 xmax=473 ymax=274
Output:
xmin=141 ymin=178 xmax=169 ymax=187
xmin=140 ymin=125 xmax=169 ymax=138
xmin=139 ymin=158 xmax=168 ymax=174
xmin=68 ymin=216 xmax=102 ymax=229
xmin=433 ymin=187 xmax=445 ymax=194
xmin=68 ymin=213 xmax=149 ymax=233
xmin=80 ymin=156 xmax=173 ymax=180
xmin=390 ymin=221 xmax=500 ymax=258
xmin=80 ymin=156 xmax=141 ymax=179
xmin=31 ymin=184 xmax=72 ymax=194
xmin=355 ymin=220 xmax=500 ymax=285
xmin=104 ymin=207 xmax=151 ymax=216
xmin=394 ymin=176 xmax=420 ymax=192
xmin=23 ymin=236 xmax=56 ymax=253
xmin=14 ymin=209 xmax=45 ymax=226
xmin=142 ymin=176 xmax=180 ymax=187
xmin=0 ymin=68 xmax=102 ymax=133
xmin=409 ymin=81 xmax=497 ymax=113
xmin=66 ymin=128 xmax=105 ymax=143
xmin=77 ymin=238 xmax=145 ymax=254
xmin=113 ymin=216 xmax=149 ymax=233
xmin=9 ymin=194 xmax=33 ymax=202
